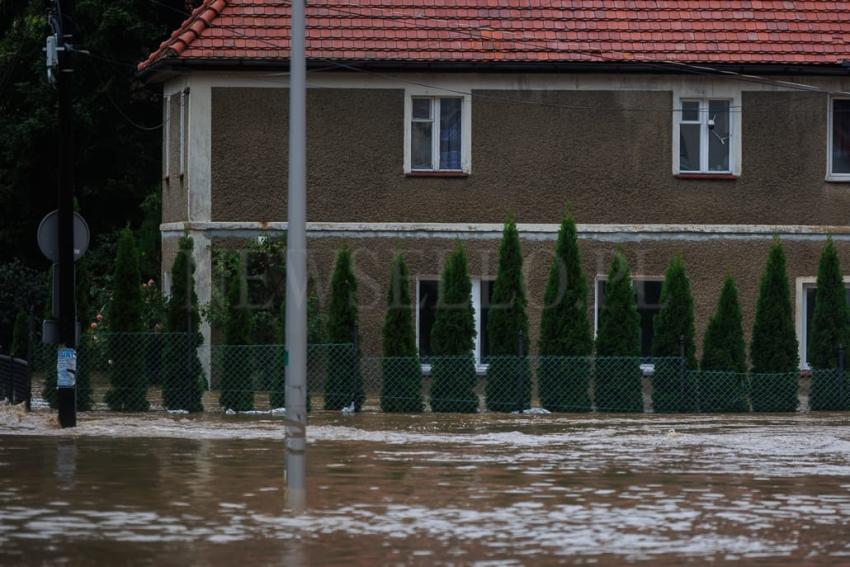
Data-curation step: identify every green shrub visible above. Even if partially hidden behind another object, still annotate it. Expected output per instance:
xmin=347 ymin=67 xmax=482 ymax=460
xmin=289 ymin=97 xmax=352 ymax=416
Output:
xmin=651 ymin=255 xmax=697 ymax=413
xmin=380 ymin=253 xmax=422 ymax=412
xmin=809 ymin=237 xmax=850 ymax=410
xmin=104 ymin=228 xmax=149 ymax=412
xmin=324 ymin=247 xmax=363 ymax=411
xmin=162 ymin=235 xmax=204 ymax=412
xmin=219 ymin=253 xmax=254 ymax=412
xmin=538 ymin=211 xmax=593 ymax=412
xmin=595 ymin=250 xmax=642 ymax=412
xmin=750 ymin=238 xmax=799 ymax=412
xmin=430 ymin=242 xmax=478 ymax=413
xmin=485 ymin=218 xmax=531 ymax=412
xmin=699 ymin=275 xmax=748 ymax=412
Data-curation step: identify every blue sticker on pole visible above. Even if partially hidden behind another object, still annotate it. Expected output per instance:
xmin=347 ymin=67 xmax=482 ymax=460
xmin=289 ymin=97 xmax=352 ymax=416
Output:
xmin=57 ymin=348 xmax=76 ymax=388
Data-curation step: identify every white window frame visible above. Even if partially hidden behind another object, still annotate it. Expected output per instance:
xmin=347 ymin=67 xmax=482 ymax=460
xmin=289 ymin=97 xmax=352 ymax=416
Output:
xmin=404 ymin=89 xmax=471 ymax=174
xmin=827 ymin=96 xmax=850 ymax=181
xmin=416 ymin=276 xmax=490 ymax=372
xmin=673 ymin=92 xmax=741 ymax=176
xmin=163 ymin=94 xmax=171 ymax=180
xmin=795 ymin=276 xmax=850 ymax=368
xmin=593 ymin=275 xmax=664 ymax=338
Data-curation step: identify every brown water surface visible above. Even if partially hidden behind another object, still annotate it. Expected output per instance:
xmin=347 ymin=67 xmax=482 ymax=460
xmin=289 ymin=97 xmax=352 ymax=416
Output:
xmin=2 ymin=410 xmax=850 ymax=565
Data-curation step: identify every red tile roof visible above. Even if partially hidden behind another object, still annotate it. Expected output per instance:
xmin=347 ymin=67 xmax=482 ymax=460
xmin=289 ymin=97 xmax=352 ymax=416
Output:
xmin=139 ymin=1 xmax=850 ymax=72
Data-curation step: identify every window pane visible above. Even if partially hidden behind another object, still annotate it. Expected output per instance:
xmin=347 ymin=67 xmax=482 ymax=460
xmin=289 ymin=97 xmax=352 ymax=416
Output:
xmin=681 ymin=101 xmax=699 ymax=121
xmin=833 ymin=100 xmax=850 ymax=174
xmin=412 ymin=98 xmax=431 ymax=120
xmin=708 ymin=100 xmax=730 ymax=172
xmin=439 ymin=98 xmax=462 ymax=170
xmin=479 ymin=280 xmax=494 ymax=362
xmin=411 ymin=122 xmax=433 ymax=169
xmin=418 ymin=280 xmax=439 ymax=360
xmin=679 ymin=123 xmax=701 ymax=171
xmin=636 ymin=281 xmax=662 ymax=358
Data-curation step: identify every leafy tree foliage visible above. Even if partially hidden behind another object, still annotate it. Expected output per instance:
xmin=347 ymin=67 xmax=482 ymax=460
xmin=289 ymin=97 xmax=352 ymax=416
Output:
xmin=104 ymin=228 xmax=149 ymax=411
xmin=595 ymin=250 xmax=643 ymax=412
xmin=538 ymin=211 xmax=593 ymax=412
xmin=10 ymin=309 xmax=28 ymax=358
xmin=809 ymin=237 xmax=850 ymax=410
xmin=699 ymin=275 xmax=748 ymax=412
xmin=324 ymin=247 xmax=364 ymax=411
xmin=651 ymin=255 xmax=697 ymax=412
xmin=162 ymin=235 xmax=204 ymax=412
xmin=430 ymin=242 xmax=478 ymax=413
xmin=750 ymin=238 xmax=799 ymax=412
xmin=380 ymin=252 xmax=422 ymax=412
xmin=485 ymin=218 xmax=531 ymax=412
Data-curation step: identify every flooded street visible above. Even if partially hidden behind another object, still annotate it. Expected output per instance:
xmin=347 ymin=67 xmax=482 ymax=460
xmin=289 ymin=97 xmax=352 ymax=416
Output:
xmin=2 ymin=411 xmax=850 ymax=565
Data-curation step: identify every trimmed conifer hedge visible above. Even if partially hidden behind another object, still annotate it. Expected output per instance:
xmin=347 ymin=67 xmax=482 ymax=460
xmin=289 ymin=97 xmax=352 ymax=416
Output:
xmin=595 ymin=250 xmax=643 ymax=412
xmin=324 ymin=247 xmax=364 ymax=411
xmin=380 ymin=252 xmax=423 ymax=412
xmin=219 ymin=253 xmax=254 ymax=412
xmin=537 ymin=211 xmax=593 ymax=412
xmin=485 ymin=218 xmax=531 ymax=412
xmin=430 ymin=242 xmax=479 ymax=413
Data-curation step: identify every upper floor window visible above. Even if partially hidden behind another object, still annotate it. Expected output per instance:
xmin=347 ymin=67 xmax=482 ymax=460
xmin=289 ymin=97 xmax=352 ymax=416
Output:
xmin=677 ymin=99 xmax=732 ymax=174
xmin=405 ymin=93 xmax=471 ymax=174
xmin=828 ymin=98 xmax=850 ymax=180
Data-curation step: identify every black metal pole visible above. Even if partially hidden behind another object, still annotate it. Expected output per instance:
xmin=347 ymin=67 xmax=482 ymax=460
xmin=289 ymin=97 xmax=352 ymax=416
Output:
xmin=56 ymin=0 xmax=77 ymax=428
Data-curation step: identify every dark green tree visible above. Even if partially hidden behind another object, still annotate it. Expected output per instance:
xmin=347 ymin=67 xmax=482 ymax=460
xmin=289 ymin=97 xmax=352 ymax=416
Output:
xmin=219 ymin=253 xmax=254 ymax=411
xmin=104 ymin=228 xmax=149 ymax=411
xmin=699 ymin=275 xmax=748 ymax=412
xmin=595 ymin=250 xmax=643 ymax=412
xmin=750 ymin=238 xmax=799 ymax=412
xmin=380 ymin=252 xmax=422 ymax=412
xmin=809 ymin=237 xmax=850 ymax=410
xmin=430 ymin=242 xmax=479 ymax=413
xmin=650 ymin=255 xmax=697 ymax=412
xmin=10 ymin=309 xmax=27 ymax=358
xmin=485 ymin=218 xmax=531 ymax=412
xmin=162 ymin=236 xmax=205 ymax=412
xmin=324 ymin=247 xmax=364 ymax=411
xmin=538 ymin=211 xmax=593 ymax=412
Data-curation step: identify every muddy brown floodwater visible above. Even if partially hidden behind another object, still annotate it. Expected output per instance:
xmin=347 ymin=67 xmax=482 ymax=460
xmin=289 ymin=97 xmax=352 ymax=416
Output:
xmin=2 ymin=409 xmax=850 ymax=565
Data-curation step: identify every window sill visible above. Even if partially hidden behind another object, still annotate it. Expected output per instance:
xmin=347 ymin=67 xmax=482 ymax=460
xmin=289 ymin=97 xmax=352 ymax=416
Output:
xmin=406 ymin=171 xmax=469 ymax=178
xmin=675 ymin=173 xmax=738 ymax=181
xmin=825 ymin=176 xmax=850 ymax=183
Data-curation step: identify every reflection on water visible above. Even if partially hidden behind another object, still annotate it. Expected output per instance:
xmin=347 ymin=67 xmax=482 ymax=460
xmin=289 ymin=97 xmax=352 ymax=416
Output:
xmin=2 ymin=412 xmax=850 ymax=565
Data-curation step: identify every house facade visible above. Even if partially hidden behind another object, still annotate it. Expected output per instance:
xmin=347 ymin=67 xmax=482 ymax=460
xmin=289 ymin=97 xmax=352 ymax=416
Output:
xmin=141 ymin=1 xmax=850 ymax=367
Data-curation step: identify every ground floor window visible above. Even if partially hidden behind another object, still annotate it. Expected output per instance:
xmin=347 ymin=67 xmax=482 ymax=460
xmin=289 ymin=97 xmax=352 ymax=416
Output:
xmin=595 ymin=278 xmax=663 ymax=357
xmin=801 ymin=283 xmax=850 ymax=367
xmin=417 ymin=278 xmax=493 ymax=364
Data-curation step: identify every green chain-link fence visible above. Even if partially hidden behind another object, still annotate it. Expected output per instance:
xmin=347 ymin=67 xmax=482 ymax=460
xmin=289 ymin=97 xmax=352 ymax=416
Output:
xmin=26 ymin=333 xmax=850 ymax=414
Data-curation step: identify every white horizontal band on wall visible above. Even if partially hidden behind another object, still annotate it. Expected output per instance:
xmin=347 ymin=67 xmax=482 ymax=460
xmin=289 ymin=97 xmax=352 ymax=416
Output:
xmin=161 ymin=221 xmax=850 ymax=242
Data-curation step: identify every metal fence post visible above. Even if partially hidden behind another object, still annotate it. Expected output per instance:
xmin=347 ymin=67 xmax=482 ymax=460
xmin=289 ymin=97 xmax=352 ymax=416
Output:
xmin=838 ymin=343 xmax=846 ymax=407
xmin=351 ymin=321 xmax=359 ymax=409
xmin=678 ymin=334 xmax=687 ymax=409
xmin=516 ymin=329 xmax=525 ymax=413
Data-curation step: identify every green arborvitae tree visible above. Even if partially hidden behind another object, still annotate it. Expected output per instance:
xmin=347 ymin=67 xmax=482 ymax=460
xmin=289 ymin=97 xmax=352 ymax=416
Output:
xmin=750 ymin=238 xmax=799 ymax=412
xmin=650 ymin=255 xmax=698 ymax=413
xmin=104 ymin=228 xmax=149 ymax=411
xmin=324 ymin=247 xmax=364 ymax=411
xmin=380 ymin=252 xmax=423 ymax=412
xmin=430 ymin=242 xmax=479 ymax=413
xmin=595 ymin=250 xmax=643 ymax=412
xmin=162 ymin=236 xmax=205 ymax=412
xmin=538 ymin=211 xmax=593 ymax=412
xmin=699 ymin=275 xmax=748 ymax=412
xmin=219 ymin=253 xmax=254 ymax=411
xmin=809 ymin=237 xmax=850 ymax=410
xmin=485 ymin=218 xmax=531 ymax=412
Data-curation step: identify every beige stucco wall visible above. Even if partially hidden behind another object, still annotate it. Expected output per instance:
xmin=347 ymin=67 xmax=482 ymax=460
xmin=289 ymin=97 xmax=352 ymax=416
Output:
xmin=208 ymin=87 xmax=850 ymax=226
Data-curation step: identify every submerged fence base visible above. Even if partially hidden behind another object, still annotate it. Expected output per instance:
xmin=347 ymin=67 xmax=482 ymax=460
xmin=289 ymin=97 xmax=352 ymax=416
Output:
xmin=29 ymin=333 xmax=850 ymax=414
